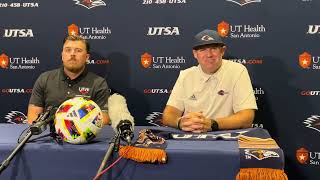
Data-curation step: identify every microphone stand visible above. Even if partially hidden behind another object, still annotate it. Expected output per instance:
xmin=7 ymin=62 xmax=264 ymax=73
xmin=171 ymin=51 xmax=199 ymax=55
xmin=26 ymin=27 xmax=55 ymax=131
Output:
xmin=26 ymin=122 xmax=63 ymax=145
xmin=0 ymin=113 xmax=60 ymax=174
xmin=95 ymin=132 xmax=121 ymax=179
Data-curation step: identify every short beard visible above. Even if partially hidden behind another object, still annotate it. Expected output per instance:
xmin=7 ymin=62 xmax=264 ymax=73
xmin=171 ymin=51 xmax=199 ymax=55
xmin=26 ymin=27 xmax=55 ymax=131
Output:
xmin=65 ymin=65 xmax=84 ymax=74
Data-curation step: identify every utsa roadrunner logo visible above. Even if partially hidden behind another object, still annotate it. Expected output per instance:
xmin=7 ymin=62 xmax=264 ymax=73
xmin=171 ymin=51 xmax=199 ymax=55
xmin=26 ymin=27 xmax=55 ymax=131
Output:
xmin=245 ymin=149 xmax=279 ymax=160
xmin=5 ymin=111 xmax=27 ymax=124
xmin=226 ymin=0 xmax=261 ymax=6
xmin=201 ymin=35 xmax=214 ymax=41
xmin=73 ymin=0 xmax=106 ymax=9
xmin=145 ymin=112 xmax=165 ymax=126
xmin=79 ymin=87 xmax=90 ymax=95
xmin=303 ymin=115 xmax=320 ymax=133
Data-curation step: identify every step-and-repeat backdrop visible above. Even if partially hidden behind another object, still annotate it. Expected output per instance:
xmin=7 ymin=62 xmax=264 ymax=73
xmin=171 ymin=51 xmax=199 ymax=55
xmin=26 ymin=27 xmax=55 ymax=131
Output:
xmin=0 ymin=0 xmax=319 ymax=179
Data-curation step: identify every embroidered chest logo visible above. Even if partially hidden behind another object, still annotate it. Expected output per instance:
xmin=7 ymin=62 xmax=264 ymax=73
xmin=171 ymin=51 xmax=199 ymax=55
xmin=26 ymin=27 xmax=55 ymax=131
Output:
xmin=189 ymin=94 xmax=197 ymax=101
xmin=79 ymin=87 xmax=90 ymax=95
xmin=218 ymin=90 xmax=229 ymax=96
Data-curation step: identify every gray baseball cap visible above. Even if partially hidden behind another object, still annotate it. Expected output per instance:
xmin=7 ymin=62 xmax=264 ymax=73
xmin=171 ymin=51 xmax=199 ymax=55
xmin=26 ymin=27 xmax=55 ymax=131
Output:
xmin=193 ymin=29 xmax=225 ymax=49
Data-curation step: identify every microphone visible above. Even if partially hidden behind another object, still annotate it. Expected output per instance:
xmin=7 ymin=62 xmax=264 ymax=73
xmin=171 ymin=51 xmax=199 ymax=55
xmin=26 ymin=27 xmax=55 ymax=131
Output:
xmin=108 ymin=93 xmax=134 ymax=145
xmin=30 ymin=106 xmax=57 ymax=135
xmin=34 ymin=106 xmax=54 ymax=122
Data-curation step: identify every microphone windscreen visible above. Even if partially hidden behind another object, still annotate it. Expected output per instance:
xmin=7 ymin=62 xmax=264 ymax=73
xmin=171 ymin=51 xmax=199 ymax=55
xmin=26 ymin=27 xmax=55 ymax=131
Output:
xmin=108 ymin=93 xmax=134 ymax=132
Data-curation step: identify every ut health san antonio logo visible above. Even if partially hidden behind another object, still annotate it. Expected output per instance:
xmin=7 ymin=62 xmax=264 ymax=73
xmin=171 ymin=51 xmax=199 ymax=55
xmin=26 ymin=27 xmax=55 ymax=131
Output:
xmin=299 ymin=52 xmax=311 ymax=69
xmin=0 ymin=53 xmax=9 ymax=69
xmin=296 ymin=148 xmax=309 ymax=164
xmin=226 ymin=0 xmax=261 ymax=6
xmin=218 ymin=21 xmax=230 ymax=37
xmin=68 ymin=24 xmax=79 ymax=36
xmin=141 ymin=52 xmax=152 ymax=68
xmin=73 ymin=0 xmax=106 ymax=9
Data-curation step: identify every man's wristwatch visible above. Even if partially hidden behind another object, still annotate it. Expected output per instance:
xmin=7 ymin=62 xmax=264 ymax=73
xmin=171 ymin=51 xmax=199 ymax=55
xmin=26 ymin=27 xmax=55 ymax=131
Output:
xmin=177 ymin=117 xmax=182 ymax=130
xmin=210 ymin=119 xmax=219 ymax=131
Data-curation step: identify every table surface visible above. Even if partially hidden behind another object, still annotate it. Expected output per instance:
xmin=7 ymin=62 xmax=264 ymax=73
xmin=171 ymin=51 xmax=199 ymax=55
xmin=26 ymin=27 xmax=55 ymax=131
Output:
xmin=0 ymin=124 xmax=243 ymax=180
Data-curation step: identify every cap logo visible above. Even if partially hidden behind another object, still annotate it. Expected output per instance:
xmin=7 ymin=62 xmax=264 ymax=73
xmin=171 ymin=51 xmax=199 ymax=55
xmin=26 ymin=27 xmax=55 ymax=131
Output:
xmin=201 ymin=35 xmax=214 ymax=41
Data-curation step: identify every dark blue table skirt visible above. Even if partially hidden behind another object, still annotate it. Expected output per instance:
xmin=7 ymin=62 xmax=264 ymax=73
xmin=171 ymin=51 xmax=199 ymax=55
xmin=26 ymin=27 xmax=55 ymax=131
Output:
xmin=0 ymin=124 xmax=240 ymax=180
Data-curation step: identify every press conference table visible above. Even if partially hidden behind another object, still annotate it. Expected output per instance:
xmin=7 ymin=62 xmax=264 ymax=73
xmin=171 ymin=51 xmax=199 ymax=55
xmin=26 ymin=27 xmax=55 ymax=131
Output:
xmin=0 ymin=124 xmax=241 ymax=180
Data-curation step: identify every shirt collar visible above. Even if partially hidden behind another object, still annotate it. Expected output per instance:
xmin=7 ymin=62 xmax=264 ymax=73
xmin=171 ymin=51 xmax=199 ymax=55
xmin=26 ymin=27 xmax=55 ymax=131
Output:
xmin=59 ymin=66 xmax=88 ymax=82
xmin=197 ymin=60 xmax=224 ymax=83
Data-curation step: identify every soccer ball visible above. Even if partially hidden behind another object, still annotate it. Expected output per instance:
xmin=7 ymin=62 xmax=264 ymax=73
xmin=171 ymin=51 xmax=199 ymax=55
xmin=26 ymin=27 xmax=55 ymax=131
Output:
xmin=54 ymin=97 xmax=103 ymax=144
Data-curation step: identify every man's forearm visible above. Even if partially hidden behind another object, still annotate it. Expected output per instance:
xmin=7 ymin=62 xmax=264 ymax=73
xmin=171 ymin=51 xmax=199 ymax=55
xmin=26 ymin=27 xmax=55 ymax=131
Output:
xmin=215 ymin=109 xmax=255 ymax=130
xmin=102 ymin=111 xmax=110 ymax=125
xmin=27 ymin=104 xmax=44 ymax=124
xmin=162 ymin=105 xmax=183 ymax=128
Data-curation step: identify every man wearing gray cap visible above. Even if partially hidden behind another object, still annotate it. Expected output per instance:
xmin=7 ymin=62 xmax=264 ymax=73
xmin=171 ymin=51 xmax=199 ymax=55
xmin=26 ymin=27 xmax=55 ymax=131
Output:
xmin=162 ymin=29 xmax=257 ymax=133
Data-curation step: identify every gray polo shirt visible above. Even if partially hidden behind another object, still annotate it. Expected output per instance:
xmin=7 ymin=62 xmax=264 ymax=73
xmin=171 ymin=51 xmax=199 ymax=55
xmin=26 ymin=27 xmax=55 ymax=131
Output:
xmin=29 ymin=67 xmax=109 ymax=111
